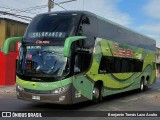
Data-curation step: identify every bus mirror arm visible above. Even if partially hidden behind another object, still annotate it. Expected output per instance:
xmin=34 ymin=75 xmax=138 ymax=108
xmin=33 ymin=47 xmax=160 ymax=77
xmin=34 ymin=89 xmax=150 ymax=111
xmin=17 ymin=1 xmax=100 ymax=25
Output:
xmin=63 ymin=36 xmax=87 ymax=57
xmin=3 ymin=37 xmax=23 ymax=55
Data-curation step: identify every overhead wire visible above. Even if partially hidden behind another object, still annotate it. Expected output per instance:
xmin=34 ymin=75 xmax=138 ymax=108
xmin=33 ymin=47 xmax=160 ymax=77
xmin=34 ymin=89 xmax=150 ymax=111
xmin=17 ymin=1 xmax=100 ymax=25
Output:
xmin=0 ymin=11 xmax=32 ymax=21
xmin=0 ymin=0 xmax=77 ymax=14
xmin=54 ymin=0 xmax=78 ymax=11
xmin=17 ymin=5 xmax=48 ymax=13
xmin=58 ymin=0 xmax=77 ymax=4
xmin=0 ymin=6 xmax=37 ymax=14
xmin=0 ymin=4 xmax=48 ymax=21
xmin=0 ymin=0 xmax=78 ymax=21
xmin=54 ymin=3 xmax=67 ymax=11
xmin=0 ymin=5 xmax=48 ymax=14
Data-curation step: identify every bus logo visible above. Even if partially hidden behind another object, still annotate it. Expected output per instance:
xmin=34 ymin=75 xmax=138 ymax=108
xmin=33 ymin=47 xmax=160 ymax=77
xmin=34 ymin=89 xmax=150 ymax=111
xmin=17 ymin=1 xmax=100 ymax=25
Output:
xmin=36 ymin=40 xmax=50 ymax=44
xmin=113 ymin=43 xmax=133 ymax=57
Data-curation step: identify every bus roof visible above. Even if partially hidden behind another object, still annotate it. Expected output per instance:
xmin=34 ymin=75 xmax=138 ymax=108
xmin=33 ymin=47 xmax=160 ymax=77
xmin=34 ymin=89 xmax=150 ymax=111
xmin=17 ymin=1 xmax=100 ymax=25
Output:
xmin=37 ymin=11 xmax=156 ymax=50
xmin=41 ymin=11 xmax=155 ymax=40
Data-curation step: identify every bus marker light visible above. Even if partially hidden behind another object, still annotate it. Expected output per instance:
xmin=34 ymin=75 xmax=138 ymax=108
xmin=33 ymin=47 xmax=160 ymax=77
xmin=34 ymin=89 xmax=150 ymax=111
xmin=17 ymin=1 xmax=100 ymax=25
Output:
xmin=17 ymin=85 xmax=24 ymax=91
xmin=54 ymin=90 xmax=59 ymax=94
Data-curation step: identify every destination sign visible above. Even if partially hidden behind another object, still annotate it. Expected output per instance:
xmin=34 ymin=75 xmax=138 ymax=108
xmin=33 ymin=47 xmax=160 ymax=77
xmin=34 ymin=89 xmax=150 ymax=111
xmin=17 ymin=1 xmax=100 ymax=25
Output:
xmin=28 ymin=32 xmax=66 ymax=38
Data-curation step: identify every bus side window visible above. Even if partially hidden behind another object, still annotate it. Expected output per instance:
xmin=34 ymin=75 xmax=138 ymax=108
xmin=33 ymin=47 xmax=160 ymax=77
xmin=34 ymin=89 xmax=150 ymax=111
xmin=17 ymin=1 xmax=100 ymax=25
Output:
xmin=99 ymin=56 xmax=114 ymax=74
xmin=98 ymin=56 xmax=144 ymax=74
xmin=129 ymin=59 xmax=134 ymax=72
xmin=133 ymin=60 xmax=143 ymax=72
xmin=114 ymin=58 xmax=121 ymax=73
xmin=77 ymin=16 xmax=90 ymax=36
xmin=121 ymin=58 xmax=130 ymax=73
xmin=74 ymin=54 xmax=81 ymax=73
xmin=78 ymin=15 xmax=98 ymax=47
xmin=74 ymin=53 xmax=92 ymax=74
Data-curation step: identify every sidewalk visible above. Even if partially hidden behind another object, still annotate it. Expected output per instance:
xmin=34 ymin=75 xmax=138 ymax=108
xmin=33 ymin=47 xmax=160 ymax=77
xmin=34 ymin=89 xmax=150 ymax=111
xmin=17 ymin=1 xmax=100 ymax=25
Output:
xmin=0 ymin=85 xmax=16 ymax=94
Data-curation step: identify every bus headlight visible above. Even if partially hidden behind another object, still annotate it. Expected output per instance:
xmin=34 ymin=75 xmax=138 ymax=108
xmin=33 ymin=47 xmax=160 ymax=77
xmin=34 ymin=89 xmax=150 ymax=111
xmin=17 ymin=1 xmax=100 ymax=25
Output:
xmin=51 ymin=85 xmax=69 ymax=94
xmin=17 ymin=85 xmax=24 ymax=91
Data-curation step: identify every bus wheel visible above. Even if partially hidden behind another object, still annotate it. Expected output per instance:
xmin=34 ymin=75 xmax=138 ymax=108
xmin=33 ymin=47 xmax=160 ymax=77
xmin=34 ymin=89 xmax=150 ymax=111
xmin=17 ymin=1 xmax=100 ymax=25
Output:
xmin=92 ymin=84 xmax=103 ymax=103
xmin=144 ymin=80 xmax=149 ymax=90
xmin=140 ymin=79 xmax=144 ymax=92
xmin=144 ymin=77 xmax=150 ymax=90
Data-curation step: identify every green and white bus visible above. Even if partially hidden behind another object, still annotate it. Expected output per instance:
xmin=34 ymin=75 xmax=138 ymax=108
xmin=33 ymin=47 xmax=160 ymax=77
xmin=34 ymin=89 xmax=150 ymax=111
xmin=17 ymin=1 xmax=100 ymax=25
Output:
xmin=3 ymin=11 xmax=156 ymax=104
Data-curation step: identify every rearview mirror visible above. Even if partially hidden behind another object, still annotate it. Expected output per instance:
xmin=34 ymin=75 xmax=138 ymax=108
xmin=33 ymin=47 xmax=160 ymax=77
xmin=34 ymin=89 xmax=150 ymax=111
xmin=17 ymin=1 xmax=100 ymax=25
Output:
xmin=3 ymin=37 xmax=23 ymax=55
xmin=63 ymin=36 xmax=87 ymax=57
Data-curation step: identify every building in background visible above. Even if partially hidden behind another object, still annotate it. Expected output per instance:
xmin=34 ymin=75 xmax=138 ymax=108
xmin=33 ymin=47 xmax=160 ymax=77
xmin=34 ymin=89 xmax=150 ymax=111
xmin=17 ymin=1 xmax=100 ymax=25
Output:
xmin=0 ymin=18 xmax=28 ymax=86
xmin=156 ymin=47 xmax=160 ymax=78
xmin=0 ymin=18 xmax=28 ymax=51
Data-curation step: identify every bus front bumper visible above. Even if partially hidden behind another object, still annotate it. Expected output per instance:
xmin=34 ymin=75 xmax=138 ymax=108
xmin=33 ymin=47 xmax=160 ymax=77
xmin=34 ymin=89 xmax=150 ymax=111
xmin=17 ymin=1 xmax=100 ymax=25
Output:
xmin=16 ymin=84 xmax=73 ymax=104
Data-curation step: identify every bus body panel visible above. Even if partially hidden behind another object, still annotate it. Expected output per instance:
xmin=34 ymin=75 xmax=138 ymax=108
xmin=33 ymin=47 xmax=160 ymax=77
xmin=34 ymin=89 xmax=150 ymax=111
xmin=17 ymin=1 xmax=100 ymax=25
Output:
xmin=86 ymin=38 xmax=156 ymax=96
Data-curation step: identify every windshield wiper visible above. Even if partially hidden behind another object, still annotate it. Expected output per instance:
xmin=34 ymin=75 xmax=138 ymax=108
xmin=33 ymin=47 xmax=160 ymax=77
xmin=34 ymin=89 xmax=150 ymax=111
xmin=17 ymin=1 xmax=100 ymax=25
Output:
xmin=42 ymin=50 xmax=63 ymax=56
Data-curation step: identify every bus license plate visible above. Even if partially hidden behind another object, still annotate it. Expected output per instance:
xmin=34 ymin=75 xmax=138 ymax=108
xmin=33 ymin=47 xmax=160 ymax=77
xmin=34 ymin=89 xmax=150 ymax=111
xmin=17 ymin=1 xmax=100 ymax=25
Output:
xmin=32 ymin=95 xmax=40 ymax=100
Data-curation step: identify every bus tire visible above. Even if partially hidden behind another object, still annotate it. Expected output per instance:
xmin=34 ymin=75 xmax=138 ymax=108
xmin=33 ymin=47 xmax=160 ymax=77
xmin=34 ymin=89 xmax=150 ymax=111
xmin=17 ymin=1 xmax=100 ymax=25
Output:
xmin=139 ymin=79 xmax=145 ymax=92
xmin=92 ymin=84 xmax=103 ymax=103
xmin=144 ymin=83 xmax=149 ymax=90
xmin=144 ymin=77 xmax=150 ymax=90
xmin=144 ymin=80 xmax=149 ymax=90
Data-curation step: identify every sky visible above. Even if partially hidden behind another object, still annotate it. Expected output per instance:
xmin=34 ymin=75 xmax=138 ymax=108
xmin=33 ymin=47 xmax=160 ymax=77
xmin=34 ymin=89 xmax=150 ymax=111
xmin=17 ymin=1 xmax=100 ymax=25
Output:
xmin=0 ymin=0 xmax=160 ymax=47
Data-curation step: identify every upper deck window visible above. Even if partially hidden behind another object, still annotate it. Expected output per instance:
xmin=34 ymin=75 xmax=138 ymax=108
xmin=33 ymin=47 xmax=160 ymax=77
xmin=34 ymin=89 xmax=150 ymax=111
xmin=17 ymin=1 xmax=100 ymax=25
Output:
xmin=24 ymin=14 xmax=80 ymax=41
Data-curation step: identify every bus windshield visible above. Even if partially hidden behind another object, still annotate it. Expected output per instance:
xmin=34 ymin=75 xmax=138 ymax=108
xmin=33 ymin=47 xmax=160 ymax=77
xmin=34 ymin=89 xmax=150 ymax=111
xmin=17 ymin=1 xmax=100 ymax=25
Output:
xmin=24 ymin=13 xmax=79 ymax=42
xmin=17 ymin=46 xmax=70 ymax=80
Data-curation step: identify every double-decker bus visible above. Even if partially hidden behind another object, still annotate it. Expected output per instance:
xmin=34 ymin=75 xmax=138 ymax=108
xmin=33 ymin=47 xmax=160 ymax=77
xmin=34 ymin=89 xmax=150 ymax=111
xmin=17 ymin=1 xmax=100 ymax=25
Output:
xmin=3 ymin=11 xmax=156 ymax=104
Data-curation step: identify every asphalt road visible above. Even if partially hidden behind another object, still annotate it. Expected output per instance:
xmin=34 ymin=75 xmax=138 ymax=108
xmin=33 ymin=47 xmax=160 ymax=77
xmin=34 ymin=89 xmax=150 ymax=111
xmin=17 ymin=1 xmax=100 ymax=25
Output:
xmin=1 ymin=79 xmax=160 ymax=119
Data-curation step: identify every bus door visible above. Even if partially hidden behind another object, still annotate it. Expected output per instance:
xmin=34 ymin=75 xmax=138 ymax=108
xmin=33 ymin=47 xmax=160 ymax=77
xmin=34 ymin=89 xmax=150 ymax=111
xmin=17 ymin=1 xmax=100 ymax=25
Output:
xmin=72 ymin=50 xmax=94 ymax=103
